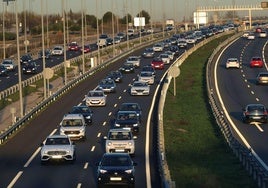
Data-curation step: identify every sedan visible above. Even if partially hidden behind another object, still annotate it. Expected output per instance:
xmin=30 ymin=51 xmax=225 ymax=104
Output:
xmin=250 ymin=57 xmax=263 ymax=68
xmin=151 ymin=58 xmax=164 ymax=70
xmin=106 ymin=70 xmax=123 ymax=83
xmin=138 ymin=71 xmax=154 ymax=85
xmin=69 ymin=105 xmax=93 ymax=125
xmin=38 ymin=49 xmax=51 ymax=59
xmin=142 ymin=48 xmax=155 ymax=58
xmin=153 ymin=43 xmax=164 ymax=52
xmin=20 ymin=53 xmax=32 ymax=65
xmin=96 ymin=153 xmax=136 ymax=187
xmin=51 ymin=46 xmax=64 ymax=56
xmin=126 ymin=56 xmax=140 ymax=68
xmin=97 ymin=78 xmax=116 ymax=93
xmin=242 ymin=104 xmax=268 ymax=123
xmin=1 ymin=59 xmax=16 ymax=71
xmin=130 ymin=81 xmax=150 ymax=96
xmin=256 ymin=72 xmax=268 ymax=85
xmin=158 ymin=53 xmax=170 ymax=64
xmin=226 ymin=58 xmax=239 ymax=69
xmin=85 ymin=90 xmax=107 ymax=107
xmin=80 ymin=45 xmax=91 ymax=53
xmin=119 ymin=63 xmax=135 ymax=73
xmin=22 ymin=61 xmax=38 ymax=74
xmin=118 ymin=102 xmax=142 ymax=120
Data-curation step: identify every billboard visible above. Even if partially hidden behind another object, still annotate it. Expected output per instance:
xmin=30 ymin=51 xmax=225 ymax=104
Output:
xmin=193 ymin=12 xmax=208 ymax=24
xmin=134 ymin=17 xmax=145 ymax=27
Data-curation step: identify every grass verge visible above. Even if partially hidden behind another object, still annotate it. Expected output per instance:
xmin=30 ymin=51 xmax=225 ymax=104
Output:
xmin=164 ymin=35 xmax=257 ymax=188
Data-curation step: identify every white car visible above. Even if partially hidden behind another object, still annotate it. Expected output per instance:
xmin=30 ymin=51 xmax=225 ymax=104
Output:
xmin=247 ymin=33 xmax=255 ymax=40
xmin=40 ymin=134 xmax=76 ymax=164
xmin=158 ymin=53 xmax=170 ymax=64
xmin=1 ymin=59 xmax=16 ymax=71
xmin=259 ymin=31 xmax=267 ymax=38
xmin=226 ymin=58 xmax=240 ymax=69
xmin=138 ymin=71 xmax=155 ymax=85
xmin=85 ymin=90 xmax=107 ymax=106
xmin=51 ymin=46 xmax=64 ymax=55
xmin=126 ymin=56 xmax=141 ymax=68
xmin=104 ymin=129 xmax=136 ymax=155
xmin=153 ymin=43 xmax=164 ymax=52
xmin=185 ymin=36 xmax=197 ymax=44
xmin=130 ymin=81 xmax=150 ymax=96
xmin=165 ymin=51 xmax=174 ymax=60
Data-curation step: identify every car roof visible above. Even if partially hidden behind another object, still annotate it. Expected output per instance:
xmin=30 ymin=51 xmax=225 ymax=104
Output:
xmin=47 ymin=134 xmax=69 ymax=139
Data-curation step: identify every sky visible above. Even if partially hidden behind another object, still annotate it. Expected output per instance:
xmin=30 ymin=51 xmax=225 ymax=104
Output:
xmin=1 ymin=0 xmax=266 ymax=22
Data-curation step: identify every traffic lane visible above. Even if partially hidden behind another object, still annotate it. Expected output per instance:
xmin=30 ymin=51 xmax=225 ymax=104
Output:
xmin=0 ymin=52 xmax=164 ymax=187
xmin=216 ymin=37 xmax=268 ymax=164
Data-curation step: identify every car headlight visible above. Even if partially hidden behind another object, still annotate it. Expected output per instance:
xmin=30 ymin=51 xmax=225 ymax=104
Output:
xmin=125 ymin=169 xmax=133 ymax=174
xmin=133 ymin=124 xmax=138 ymax=127
xmin=128 ymin=142 xmax=132 ymax=146
xmin=115 ymin=123 xmax=120 ymax=127
xmin=107 ymin=142 xmax=112 ymax=146
xmin=99 ymin=169 xmax=107 ymax=174
xmin=22 ymin=68 xmax=25 ymax=70
xmin=85 ymin=115 xmax=91 ymax=119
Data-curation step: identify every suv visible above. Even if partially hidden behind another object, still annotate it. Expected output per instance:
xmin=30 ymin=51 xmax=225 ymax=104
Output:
xmin=59 ymin=114 xmax=86 ymax=140
xmin=40 ymin=134 xmax=76 ymax=164
xmin=114 ymin=111 xmax=140 ymax=134
xmin=69 ymin=105 xmax=93 ymax=125
xmin=104 ymin=129 xmax=136 ymax=155
xmin=96 ymin=153 xmax=136 ymax=187
xmin=85 ymin=90 xmax=107 ymax=107
xmin=118 ymin=103 xmax=142 ymax=121
xmin=126 ymin=56 xmax=141 ymax=68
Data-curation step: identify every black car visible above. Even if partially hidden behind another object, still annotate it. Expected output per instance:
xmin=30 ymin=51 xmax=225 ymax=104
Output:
xmin=106 ymin=70 xmax=123 ymax=83
xmin=22 ymin=61 xmax=38 ymax=74
xmin=242 ymin=104 xmax=268 ymax=123
xmin=0 ymin=65 xmax=8 ymax=76
xmin=142 ymin=47 xmax=155 ymax=58
xmin=97 ymin=78 xmax=116 ymax=93
xmin=119 ymin=63 xmax=135 ymax=73
xmin=168 ymin=45 xmax=180 ymax=56
xmin=114 ymin=111 xmax=140 ymax=133
xmin=20 ymin=53 xmax=33 ymax=65
xmin=69 ymin=105 xmax=93 ymax=125
xmin=106 ymin=38 xmax=113 ymax=45
xmin=118 ymin=103 xmax=142 ymax=121
xmin=96 ymin=153 xmax=136 ymax=187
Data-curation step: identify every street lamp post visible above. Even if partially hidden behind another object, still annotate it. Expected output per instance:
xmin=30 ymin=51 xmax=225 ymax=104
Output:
xmin=62 ymin=0 xmax=67 ymax=85
xmin=2 ymin=1 xmax=6 ymax=59
xmin=81 ymin=0 xmax=85 ymax=74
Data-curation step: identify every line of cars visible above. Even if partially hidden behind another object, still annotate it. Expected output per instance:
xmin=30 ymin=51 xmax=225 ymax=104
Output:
xmin=225 ymin=35 xmax=268 ymax=125
xmin=38 ymin=32 xmax=186 ymax=187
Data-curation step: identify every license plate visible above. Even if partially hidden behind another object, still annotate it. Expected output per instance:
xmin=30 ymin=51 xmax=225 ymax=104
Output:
xmin=110 ymin=177 xmax=122 ymax=181
xmin=52 ymin=156 xmax=62 ymax=159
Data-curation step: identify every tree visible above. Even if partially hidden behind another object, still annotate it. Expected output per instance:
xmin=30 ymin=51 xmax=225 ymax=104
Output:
xmin=136 ymin=10 xmax=151 ymax=24
xmin=102 ymin=11 xmax=116 ymax=23
xmin=120 ymin=13 xmax=132 ymax=24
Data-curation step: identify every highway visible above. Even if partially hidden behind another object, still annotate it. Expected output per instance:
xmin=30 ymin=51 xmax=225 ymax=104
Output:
xmin=215 ymin=33 xmax=268 ymax=168
xmin=0 ymin=39 xmax=187 ymax=187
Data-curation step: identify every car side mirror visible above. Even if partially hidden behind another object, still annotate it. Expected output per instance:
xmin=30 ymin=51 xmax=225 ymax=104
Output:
xmin=133 ymin=162 xmax=137 ymax=166
xmin=95 ymin=162 xmax=100 ymax=166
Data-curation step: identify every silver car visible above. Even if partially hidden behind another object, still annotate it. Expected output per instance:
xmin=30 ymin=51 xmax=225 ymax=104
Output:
xmin=59 ymin=114 xmax=86 ymax=140
xmin=138 ymin=71 xmax=154 ymax=85
xmin=130 ymin=81 xmax=150 ymax=96
xmin=104 ymin=129 xmax=136 ymax=155
xmin=85 ymin=90 xmax=107 ymax=106
xmin=40 ymin=134 xmax=76 ymax=164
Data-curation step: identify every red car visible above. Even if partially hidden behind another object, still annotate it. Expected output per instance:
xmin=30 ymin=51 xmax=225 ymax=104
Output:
xmin=80 ymin=45 xmax=91 ymax=53
xmin=250 ymin=57 xmax=264 ymax=68
xmin=68 ymin=42 xmax=79 ymax=51
xmin=151 ymin=58 xmax=164 ymax=70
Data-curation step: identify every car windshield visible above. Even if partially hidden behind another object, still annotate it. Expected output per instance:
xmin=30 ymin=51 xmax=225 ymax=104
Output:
xmin=101 ymin=155 xmax=132 ymax=166
xmin=72 ymin=107 xmax=91 ymax=113
xmin=108 ymin=131 xmax=131 ymax=140
xmin=117 ymin=112 xmax=137 ymax=120
xmin=248 ymin=105 xmax=265 ymax=112
xmin=45 ymin=137 xmax=70 ymax=145
xmin=140 ymin=72 xmax=152 ymax=77
xmin=133 ymin=82 xmax=146 ymax=87
xmin=62 ymin=119 xmax=83 ymax=126
xmin=89 ymin=91 xmax=103 ymax=97
xmin=120 ymin=104 xmax=139 ymax=111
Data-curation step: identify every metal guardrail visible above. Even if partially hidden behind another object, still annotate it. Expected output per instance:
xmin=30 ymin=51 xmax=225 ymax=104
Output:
xmin=206 ymin=34 xmax=268 ymax=187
